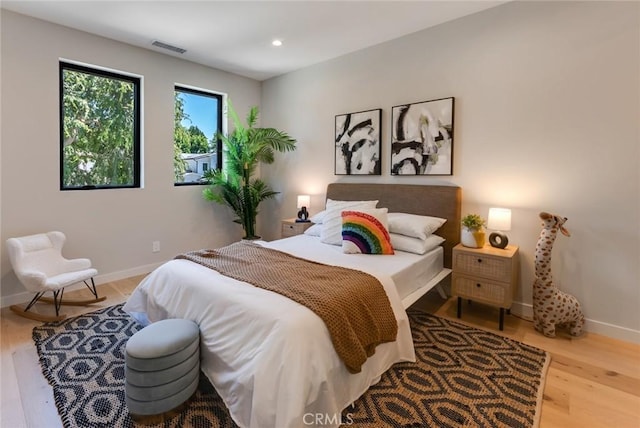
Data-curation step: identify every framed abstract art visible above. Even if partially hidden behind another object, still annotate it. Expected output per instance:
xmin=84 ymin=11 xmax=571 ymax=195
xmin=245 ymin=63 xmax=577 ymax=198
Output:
xmin=335 ymin=108 xmax=381 ymax=175
xmin=391 ymin=97 xmax=454 ymax=176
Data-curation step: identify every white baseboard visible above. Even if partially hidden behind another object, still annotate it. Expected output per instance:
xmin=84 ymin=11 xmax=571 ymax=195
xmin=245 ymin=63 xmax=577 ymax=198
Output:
xmin=511 ymin=301 xmax=640 ymax=344
xmin=93 ymin=262 xmax=165 ymax=285
xmin=1 ymin=261 xmax=164 ymax=308
xmin=510 ymin=301 xmax=534 ymax=321
xmin=582 ymin=319 xmax=640 ymax=344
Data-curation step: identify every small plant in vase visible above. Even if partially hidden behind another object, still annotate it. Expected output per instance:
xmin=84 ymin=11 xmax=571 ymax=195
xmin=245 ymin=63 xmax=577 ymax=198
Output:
xmin=461 ymin=214 xmax=487 ymax=248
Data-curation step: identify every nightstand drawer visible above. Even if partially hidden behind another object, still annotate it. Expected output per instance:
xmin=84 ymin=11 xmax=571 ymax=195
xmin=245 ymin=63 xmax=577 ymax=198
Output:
xmin=281 ymin=220 xmax=313 ymax=238
xmin=452 ymin=275 xmax=510 ymax=307
xmin=453 ymin=252 xmax=512 ymax=282
xmin=282 ymin=223 xmax=301 ymax=237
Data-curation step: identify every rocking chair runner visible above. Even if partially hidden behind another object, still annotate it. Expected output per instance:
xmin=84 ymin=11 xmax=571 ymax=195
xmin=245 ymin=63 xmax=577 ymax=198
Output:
xmin=6 ymin=231 xmax=105 ymax=322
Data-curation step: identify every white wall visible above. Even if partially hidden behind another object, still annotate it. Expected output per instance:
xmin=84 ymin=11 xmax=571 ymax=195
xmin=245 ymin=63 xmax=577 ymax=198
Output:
xmin=1 ymin=11 xmax=261 ymax=301
xmin=2 ymin=2 xmax=638 ymax=342
xmin=260 ymin=1 xmax=640 ymax=341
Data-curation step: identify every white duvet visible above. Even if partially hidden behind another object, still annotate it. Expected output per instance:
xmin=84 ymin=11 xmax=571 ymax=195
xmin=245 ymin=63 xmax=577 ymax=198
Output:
xmin=123 ymin=236 xmax=416 ymax=428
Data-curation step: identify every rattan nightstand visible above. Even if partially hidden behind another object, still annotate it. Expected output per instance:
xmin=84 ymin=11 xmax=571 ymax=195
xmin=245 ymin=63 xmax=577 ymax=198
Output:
xmin=281 ymin=218 xmax=313 ymax=238
xmin=451 ymin=243 xmax=519 ymax=330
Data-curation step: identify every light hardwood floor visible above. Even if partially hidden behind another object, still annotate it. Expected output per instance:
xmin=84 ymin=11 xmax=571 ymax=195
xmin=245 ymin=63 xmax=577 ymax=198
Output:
xmin=1 ymin=275 xmax=639 ymax=428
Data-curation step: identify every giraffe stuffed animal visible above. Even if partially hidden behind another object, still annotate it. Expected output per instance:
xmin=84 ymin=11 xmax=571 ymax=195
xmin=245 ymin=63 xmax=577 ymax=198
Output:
xmin=533 ymin=212 xmax=584 ymax=337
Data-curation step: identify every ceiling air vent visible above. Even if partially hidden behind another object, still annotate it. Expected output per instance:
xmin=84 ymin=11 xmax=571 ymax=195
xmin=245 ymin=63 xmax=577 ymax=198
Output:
xmin=152 ymin=40 xmax=187 ymax=54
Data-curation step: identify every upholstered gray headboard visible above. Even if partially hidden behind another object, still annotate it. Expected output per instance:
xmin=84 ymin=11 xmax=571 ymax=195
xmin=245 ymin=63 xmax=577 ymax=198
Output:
xmin=326 ymin=183 xmax=461 ymax=268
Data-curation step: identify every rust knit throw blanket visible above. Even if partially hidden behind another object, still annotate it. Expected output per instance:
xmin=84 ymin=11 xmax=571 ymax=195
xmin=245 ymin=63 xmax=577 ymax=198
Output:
xmin=175 ymin=241 xmax=398 ymax=373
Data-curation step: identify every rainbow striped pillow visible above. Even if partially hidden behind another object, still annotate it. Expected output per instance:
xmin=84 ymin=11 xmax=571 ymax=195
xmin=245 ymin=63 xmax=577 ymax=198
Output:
xmin=341 ymin=209 xmax=394 ymax=255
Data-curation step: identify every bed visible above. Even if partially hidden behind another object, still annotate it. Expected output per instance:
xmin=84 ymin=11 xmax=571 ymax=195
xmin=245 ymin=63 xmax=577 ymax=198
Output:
xmin=123 ymin=183 xmax=461 ymax=428
xmin=323 ymin=183 xmax=461 ymax=305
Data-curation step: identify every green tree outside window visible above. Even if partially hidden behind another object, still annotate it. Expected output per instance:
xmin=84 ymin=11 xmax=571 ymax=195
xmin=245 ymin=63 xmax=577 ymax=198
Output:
xmin=60 ymin=62 xmax=140 ymax=189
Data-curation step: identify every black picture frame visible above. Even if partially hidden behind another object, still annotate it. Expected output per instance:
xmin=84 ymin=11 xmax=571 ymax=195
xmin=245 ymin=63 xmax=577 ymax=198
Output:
xmin=335 ymin=108 xmax=382 ymax=175
xmin=391 ymin=97 xmax=454 ymax=176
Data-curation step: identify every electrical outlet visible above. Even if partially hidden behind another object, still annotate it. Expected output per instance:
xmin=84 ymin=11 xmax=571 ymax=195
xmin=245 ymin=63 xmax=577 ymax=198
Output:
xmin=152 ymin=241 xmax=160 ymax=253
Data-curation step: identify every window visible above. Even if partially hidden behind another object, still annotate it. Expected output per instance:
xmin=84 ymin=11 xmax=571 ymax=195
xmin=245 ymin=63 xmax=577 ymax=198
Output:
xmin=174 ymin=86 xmax=223 ymax=185
xmin=60 ymin=62 xmax=141 ymax=190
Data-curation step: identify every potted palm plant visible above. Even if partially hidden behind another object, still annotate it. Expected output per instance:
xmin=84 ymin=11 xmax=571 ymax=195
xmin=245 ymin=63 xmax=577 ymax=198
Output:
xmin=202 ymin=102 xmax=296 ymax=239
xmin=461 ymin=213 xmax=486 ymax=248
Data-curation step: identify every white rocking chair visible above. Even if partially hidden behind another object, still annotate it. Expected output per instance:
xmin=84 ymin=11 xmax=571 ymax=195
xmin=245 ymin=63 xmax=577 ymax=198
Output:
xmin=6 ymin=231 xmax=105 ymax=322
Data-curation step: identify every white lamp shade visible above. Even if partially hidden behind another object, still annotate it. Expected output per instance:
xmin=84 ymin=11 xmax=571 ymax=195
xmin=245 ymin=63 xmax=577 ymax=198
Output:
xmin=488 ymin=208 xmax=511 ymax=231
xmin=297 ymin=195 xmax=310 ymax=209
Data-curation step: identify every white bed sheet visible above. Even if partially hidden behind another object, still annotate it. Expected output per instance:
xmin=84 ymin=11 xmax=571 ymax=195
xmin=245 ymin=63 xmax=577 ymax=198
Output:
xmin=392 ymin=246 xmax=443 ymax=299
xmin=265 ymin=235 xmax=444 ymax=301
xmin=123 ymin=236 xmax=416 ymax=428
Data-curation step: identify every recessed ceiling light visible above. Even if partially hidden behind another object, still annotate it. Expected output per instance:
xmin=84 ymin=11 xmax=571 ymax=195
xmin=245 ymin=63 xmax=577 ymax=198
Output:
xmin=272 ymin=39 xmax=283 ymax=47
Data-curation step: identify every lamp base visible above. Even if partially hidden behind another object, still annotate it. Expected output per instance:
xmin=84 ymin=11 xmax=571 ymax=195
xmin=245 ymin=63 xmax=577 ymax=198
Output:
xmin=295 ymin=219 xmax=310 ymax=223
xmin=297 ymin=207 xmax=309 ymax=222
xmin=489 ymin=232 xmax=509 ymax=249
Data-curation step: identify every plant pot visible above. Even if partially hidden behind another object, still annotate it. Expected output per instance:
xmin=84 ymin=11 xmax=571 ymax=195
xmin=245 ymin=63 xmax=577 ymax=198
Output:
xmin=461 ymin=228 xmax=486 ymax=248
xmin=242 ymin=236 xmax=261 ymax=241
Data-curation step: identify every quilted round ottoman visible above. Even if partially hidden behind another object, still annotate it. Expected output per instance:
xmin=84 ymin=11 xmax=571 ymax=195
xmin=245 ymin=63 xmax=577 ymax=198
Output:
xmin=125 ymin=318 xmax=200 ymax=419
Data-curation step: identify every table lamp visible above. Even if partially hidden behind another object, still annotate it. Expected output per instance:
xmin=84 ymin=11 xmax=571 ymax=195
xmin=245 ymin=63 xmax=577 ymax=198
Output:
xmin=296 ymin=195 xmax=310 ymax=222
xmin=487 ymin=207 xmax=511 ymax=249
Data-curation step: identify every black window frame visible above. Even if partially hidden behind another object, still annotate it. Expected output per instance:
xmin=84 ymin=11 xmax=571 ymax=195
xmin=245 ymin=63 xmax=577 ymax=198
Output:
xmin=174 ymin=86 xmax=223 ymax=187
xmin=59 ymin=61 xmax=141 ymax=191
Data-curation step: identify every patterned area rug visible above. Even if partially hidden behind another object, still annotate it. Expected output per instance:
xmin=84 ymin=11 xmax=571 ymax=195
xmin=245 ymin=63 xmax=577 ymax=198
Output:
xmin=33 ymin=304 xmax=550 ymax=428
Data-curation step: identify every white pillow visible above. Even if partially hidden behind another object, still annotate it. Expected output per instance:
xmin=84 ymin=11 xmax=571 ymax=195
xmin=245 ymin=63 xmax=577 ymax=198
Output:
xmin=311 ymin=199 xmax=379 ymax=224
xmin=303 ymin=223 xmax=322 ymax=236
xmin=320 ymin=199 xmax=379 ymax=245
xmin=390 ymin=233 xmax=445 ymax=255
xmin=388 ymin=212 xmax=447 ymax=240
xmin=309 ymin=210 xmax=326 ymax=224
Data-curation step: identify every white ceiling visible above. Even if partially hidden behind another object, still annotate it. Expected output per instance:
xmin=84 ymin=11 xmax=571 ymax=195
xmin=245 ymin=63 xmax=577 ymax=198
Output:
xmin=2 ymin=1 xmax=505 ymax=81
